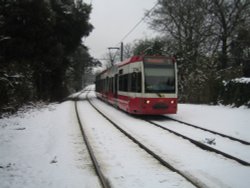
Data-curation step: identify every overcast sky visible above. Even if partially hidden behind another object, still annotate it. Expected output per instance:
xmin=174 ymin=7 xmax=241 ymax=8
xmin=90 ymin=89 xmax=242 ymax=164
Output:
xmin=84 ymin=0 xmax=157 ymax=59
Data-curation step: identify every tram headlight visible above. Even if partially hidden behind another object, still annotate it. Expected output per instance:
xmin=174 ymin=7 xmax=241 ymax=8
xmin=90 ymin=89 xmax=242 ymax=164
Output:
xmin=170 ymin=100 xmax=175 ymax=104
xmin=145 ymin=100 xmax=150 ymax=104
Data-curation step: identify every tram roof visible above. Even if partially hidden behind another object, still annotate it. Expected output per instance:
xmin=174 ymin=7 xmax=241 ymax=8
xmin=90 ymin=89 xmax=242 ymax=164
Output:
xmin=117 ymin=55 xmax=143 ymax=67
xmin=96 ymin=55 xmax=175 ymax=76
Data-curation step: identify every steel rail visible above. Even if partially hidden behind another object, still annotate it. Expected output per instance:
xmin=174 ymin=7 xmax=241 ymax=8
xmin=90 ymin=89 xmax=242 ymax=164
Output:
xmin=146 ymin=119 xmax=250 ymax=166
xmin=87 ymin=97 xmax=205 ymax=188
xmin=165 ymin=116 xmax=250 ymax=145
xmin=74 ymin=93 xmax=111 ymax=188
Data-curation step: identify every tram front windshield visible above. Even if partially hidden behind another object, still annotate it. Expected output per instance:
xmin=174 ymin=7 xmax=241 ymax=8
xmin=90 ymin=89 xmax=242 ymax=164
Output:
xmin=144 ymin=57 xmax=175 ymax=93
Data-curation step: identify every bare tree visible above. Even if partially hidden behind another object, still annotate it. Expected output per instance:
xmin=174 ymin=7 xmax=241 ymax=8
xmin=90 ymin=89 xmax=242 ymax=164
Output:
xmin=122 ymin=43 xmax=134 ymax=59
xmin=209 ymin=0 xmax=250 ymax=69
xmin=149 ymin=0 xmax=213 ymax=64
xmin=147 ymin=0 xmax=221 ymax=103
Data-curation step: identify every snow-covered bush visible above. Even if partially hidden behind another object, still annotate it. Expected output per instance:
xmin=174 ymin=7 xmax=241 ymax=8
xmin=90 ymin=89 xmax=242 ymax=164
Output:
xmin=219 ymin=77 xmax=250 ymax=107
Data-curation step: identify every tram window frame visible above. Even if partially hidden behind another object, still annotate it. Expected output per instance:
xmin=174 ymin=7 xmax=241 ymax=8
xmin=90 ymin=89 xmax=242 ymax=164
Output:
xmin=130 ymin=72 xmax=142 ymax=92
xmin=119 ymin=75 xmax=123 ymax=91
xmin=124 ymin=74 xmax=128 ymax=91
xmin=118 ymin=74 xmax=129 ymax=92
xmin=101 ymin=79 xmax=104 ymax=92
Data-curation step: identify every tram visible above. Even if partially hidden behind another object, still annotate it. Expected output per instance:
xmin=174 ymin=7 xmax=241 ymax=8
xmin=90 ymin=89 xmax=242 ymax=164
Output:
xmin=95 ymin=55 xmax=177 ymax=114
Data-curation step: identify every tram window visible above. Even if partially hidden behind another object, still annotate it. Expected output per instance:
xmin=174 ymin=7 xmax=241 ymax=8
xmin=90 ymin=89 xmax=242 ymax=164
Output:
xmin=110 ymin=77 xmax=113 ymax=93
xmin=136 ymin=72 xmax=142 ymax=92
xmin=130 ymin=72 xmax=141 ymax=92
xmin=144 ymin=63 xmax=175 ymax=93
xmin=119 ymin=75 xmax=123 ymax=91
xmin=115 ymin=74 xmax=118 ymax=97
xmin=102 ymin=79 xmax=104 ymax=92
xmin=130 ymin=73 xmax=136 ymax=92
xmin=119 ymin=74 xmax=129 ymax=91
xmin=124 ymin=74 xmax=128 ymax=91
xmin=107 ymin=78 xmax=109 ymax=92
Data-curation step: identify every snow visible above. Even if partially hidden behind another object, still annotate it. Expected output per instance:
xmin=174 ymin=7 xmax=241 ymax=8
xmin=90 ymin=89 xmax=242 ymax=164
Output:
xmin=0 ymin=102 xmax=101 ymax=188
xmin=77 ymin=99 xmax=194 ymax=188
xmin=0 ymin=36 xmax=11 ymax=42
xmin=223 ymin=77 xmax=250 ymax=85
xmin=168 ymin=104 xmax=250 ymax=142
xmin=231 ymin=77 xmax=250 ymax=84
xmin=1 ymin=86 xmax=250 ymax=187
xmin=90 ymin=93 xmax=250 ymax=188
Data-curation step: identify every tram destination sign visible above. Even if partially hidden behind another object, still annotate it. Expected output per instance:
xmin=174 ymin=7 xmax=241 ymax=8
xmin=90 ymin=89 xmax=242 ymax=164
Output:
xmin=144 ymin=57 xmax=173 ymax=65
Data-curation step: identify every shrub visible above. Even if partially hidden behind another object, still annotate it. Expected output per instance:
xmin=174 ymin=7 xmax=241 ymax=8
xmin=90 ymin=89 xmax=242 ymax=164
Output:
xmin=219 ymin=78 xmax=250 ymax=107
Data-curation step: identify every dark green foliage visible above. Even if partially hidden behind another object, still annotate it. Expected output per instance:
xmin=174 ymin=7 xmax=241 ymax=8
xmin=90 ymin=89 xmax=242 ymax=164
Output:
xmin=219 ymin=80 xmax=250 ymax=107
xmin=0 ymin=0 xmax=54 ymax=63
xmin=66 ymin=45 xmax=93 ymax=92
xmin=0 ymin=62 xmax=34 ymax=114
xmin=0 ymin=0 xmax=93 ymax=114
xmin=230 ymin=27 xmax=250 ymax=77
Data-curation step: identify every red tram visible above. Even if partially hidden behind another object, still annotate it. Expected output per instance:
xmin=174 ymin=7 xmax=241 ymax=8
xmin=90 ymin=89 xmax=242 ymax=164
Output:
xmin=95 ymin=55 xmax=177 ymax=114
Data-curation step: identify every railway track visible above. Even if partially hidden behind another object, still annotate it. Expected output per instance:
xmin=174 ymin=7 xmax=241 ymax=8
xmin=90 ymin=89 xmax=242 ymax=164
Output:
xmin=144 ymin=118 xmax=250 ymax=166
xmin=164 ymin=116 xmax=250 ymax=145
xmin=84 ymin=95 xmax=204 ymax=188
xmin=73 ymin=92 xmax=111 ymax=188
xmin=71 ymin=91 xmax=201 ymax=187
xmin=70 ymin=89 xmax=250 ymax=187
xmin=87 ymin=92 xmax=250 ymax=167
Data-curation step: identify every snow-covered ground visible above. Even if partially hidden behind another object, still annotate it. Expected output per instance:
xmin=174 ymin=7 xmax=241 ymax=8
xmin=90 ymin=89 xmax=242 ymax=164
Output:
xmin=1 ymin=86 xmax=250 ymax=188
xmin=169 ymin=104 xmax=250 ymax=142
xmin=0 ymin=102 xmax=101 ymax=188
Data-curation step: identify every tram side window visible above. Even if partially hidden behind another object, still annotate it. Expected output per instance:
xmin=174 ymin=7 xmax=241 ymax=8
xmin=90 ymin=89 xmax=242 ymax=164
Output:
xmin=124 ymin=74 xmax=128 ymax=91
xmin=101 ymin=79 xmax=104 ymax=92
xmin=105 ymin=78 xmax=108 ymax=92
xmin=130 ymin=72 xmax=141 ymax=92
xmin=119 ymin=75 xmax=123 ymax=91
xmin=119 ymin=74 xmax=129 ymax=91
xmin=109 ymin=77 xmax=113 ymax=93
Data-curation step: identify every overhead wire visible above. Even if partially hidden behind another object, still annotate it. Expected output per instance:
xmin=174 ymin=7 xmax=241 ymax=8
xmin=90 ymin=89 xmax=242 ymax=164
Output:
xmin=119 ymin=1 xmax=159 ymax=43
xmin=103 ymin=1 xmax=159 ymax=62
